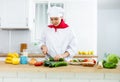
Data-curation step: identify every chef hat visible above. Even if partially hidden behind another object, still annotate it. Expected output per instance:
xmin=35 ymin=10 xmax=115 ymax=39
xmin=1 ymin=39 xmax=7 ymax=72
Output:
xmin=47 ymin=6 xmax=64 ymax=17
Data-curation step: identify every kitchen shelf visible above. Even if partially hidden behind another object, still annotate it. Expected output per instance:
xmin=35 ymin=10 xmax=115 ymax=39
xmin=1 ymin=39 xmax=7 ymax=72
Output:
xmin=1 ymin=27 xmax=29 ymax=30
xmin=74 ymin=55 xmax=98 ymax=58
xmin=0 ymin=53 xmax=44 ymax=58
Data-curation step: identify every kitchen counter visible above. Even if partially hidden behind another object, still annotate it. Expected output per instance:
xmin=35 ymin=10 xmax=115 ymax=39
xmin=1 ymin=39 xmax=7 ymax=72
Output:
xmin=0 ymin=61 xmax=119 ymax=73
xmin=0 ymin=61 xmax=120 ymax=82
xmin=0 ymin=55 xmax=119 ymax=82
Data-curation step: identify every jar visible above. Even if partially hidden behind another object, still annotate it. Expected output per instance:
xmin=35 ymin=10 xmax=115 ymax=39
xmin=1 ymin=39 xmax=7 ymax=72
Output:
xmin=22 ymin=49 xmax=28 ymax=56
xmin=20 ymin=43 xmax=27 ymax=52
xmin=20 ymin=56 xmax=28 ymax=64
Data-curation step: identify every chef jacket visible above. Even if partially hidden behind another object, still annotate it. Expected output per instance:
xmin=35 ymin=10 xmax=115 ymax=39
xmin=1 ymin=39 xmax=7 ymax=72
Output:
xmin=39 ymin=27 xmax=78 ymax=61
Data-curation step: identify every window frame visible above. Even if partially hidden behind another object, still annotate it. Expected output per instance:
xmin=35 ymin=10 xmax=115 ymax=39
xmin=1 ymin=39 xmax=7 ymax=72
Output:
xmin=32 ymin=0 xmax=66 ymax=42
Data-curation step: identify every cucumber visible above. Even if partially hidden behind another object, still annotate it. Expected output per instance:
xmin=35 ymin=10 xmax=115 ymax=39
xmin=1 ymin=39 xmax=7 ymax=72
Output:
xmin=49 ymin=62 xmax=56 ymax=67
xmin=44 ymin=60 xmax=51 ymax=67
xmin=44 ymin=61 xmax=68 ymax=67
xmin=49 ymin=57 xmax=54 ymax=61
xmin=59 ymin=58 xmax=64 ymax=61
xmin=48 ymin=58 xmax=64 ymax=61
xmin=55 ymin=62 xmax=67 ymax=67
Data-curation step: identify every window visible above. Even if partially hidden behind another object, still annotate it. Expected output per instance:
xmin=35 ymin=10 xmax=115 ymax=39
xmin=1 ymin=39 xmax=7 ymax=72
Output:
xmin=34 ymin=1 xmax=64 ymax=40
xmin=35 ymin=2 xmax=48 ymax=40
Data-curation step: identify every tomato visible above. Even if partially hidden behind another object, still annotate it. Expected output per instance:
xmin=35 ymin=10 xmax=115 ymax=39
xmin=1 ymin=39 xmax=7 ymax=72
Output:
xmin=83 ymin=59 xmax=88 ymax=62
xmin=34 ymin=61 xmax=43 ymax=66
xmin=93 ymin=59 xmax=96 ymax=64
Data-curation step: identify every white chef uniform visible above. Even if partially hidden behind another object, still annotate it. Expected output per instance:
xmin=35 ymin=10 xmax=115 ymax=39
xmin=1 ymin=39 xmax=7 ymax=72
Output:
xmin=39 ymin=6 xmax=78 ymax=61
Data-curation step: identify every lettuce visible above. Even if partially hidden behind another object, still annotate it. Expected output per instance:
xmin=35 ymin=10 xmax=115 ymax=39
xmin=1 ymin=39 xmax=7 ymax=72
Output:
xmin=106 ymin=54 xmax=119 ymax=64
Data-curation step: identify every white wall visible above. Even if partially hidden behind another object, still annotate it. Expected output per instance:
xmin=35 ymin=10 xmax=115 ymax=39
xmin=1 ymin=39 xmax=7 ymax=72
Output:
xmin=97 ymin=0 xmax=120 ymax=60
xmin=98 ymin=9 xmax=120 ymax=60
xmin=65 ymin=0 xmax=97 ymax=54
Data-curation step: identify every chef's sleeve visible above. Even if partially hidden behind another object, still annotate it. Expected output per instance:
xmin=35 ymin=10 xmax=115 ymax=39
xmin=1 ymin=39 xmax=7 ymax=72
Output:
xmin=66 ymin=33 xmax=78 ymax=58
xmin=38 ymin=31 xmax=46 ymax=49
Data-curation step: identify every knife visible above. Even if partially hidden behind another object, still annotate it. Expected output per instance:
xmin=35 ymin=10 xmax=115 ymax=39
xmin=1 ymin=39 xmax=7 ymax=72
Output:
xmin=44 ymin=53 xmax=54 ymax=60
xmin=46 ymin=53 xmax=53 ymax=58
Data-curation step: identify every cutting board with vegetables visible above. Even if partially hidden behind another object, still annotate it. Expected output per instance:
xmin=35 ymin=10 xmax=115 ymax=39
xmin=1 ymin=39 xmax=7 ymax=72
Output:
xmin=69 ymin=58 xmax=96 ymax=67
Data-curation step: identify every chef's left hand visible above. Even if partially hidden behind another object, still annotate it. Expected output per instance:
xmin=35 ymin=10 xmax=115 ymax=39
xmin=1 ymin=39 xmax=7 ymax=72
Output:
xmin=54 ymin=52 xmax=70 ymax=61
xmin=54 ymin=55 xmax=63 ymax=61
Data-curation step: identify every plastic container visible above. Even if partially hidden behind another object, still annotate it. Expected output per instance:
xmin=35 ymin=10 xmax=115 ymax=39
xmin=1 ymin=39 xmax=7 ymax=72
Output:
xmin=20 ymin=56 xmax=28 ymax=64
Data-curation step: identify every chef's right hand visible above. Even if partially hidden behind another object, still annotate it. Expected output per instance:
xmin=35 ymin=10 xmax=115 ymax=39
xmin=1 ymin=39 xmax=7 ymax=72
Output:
xmin=41 ymin=45 xmax=48 ymax=55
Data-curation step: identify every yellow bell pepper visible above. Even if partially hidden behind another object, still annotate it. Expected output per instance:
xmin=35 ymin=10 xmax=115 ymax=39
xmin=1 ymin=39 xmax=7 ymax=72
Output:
xmin=13 ymin=52 xmax=19 ymax=58
xmin=5 ymin=60 xmax=12 ymax=64
xmin=6 ymin=57 xmax=12 ymax=60
xmin=7 ymin=52 xmax=19 ymax=58
xmin=12 ymin=58 xmax=20 ymax=65
xmin=5 ymin=52 xmax=20 ymax=64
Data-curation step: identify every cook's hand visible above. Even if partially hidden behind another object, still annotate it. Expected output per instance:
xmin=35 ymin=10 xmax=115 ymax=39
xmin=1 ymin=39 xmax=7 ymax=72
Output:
xmin=41 ymin=45 xmax=48 ymax=55
xmin=54 ymin=51 xmax=70 ymax=61
xmin=54 ymin=55 xmax=63 ymax=61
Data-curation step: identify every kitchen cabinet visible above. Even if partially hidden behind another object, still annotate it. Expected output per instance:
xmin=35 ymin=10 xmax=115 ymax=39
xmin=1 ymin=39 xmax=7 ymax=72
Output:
xmin=0 ymin=0 xmax=29 ymax=29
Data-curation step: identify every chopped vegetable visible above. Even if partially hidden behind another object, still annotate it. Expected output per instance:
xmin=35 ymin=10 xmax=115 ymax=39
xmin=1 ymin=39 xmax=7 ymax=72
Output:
xmin=72 ymin=59 xmax=78 ymax=62
xmin=93 ymin=59 xmax=96 ymax=64
xmin=83 ymin=59 xmax=88 ymax=62
xmin=34 ymin=61 xmax=43 ymax=66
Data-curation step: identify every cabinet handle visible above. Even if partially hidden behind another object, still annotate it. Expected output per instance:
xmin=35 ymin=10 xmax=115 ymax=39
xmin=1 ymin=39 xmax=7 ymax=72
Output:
xmin=33 ymin=18 xmax=35 ymax=23
xmin=0 ymin=17 xmax=1 ymax=26
xmin=26 ymin=18 xmax=28 ymax=26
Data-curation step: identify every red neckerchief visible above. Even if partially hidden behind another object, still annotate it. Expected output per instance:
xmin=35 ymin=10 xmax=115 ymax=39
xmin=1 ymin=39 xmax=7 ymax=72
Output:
xmin=48 ymin=19 xmax=69 ymax=32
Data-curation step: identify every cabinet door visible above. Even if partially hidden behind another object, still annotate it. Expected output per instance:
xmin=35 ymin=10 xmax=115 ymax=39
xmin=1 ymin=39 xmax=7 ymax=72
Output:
xmin=0 ymin=0 xmax=5 ymax=27
xmin=1 ymin=0 xmax=29 ymax=29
